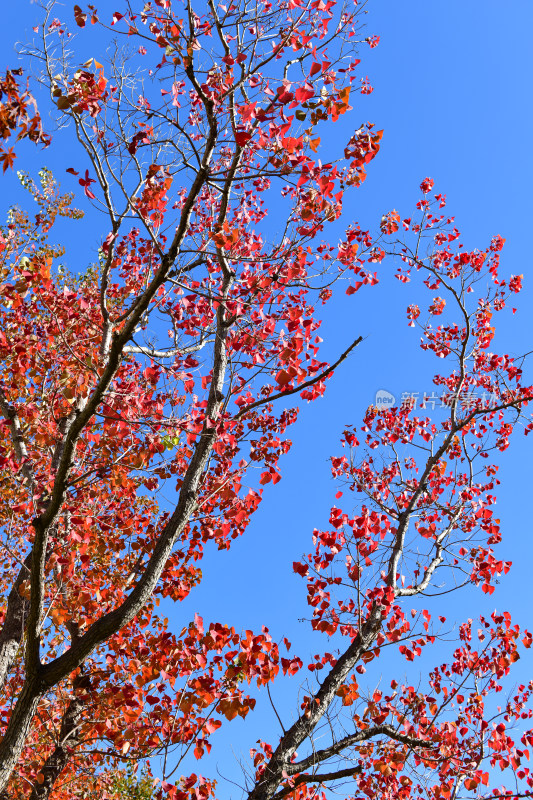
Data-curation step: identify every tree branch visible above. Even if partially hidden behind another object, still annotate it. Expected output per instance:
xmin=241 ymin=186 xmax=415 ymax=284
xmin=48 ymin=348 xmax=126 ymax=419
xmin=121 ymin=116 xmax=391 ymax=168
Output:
xmin=236 ymin=337 xmax=363 ymax=420
xmin=286 ymin=724 xmax=434 ymax=775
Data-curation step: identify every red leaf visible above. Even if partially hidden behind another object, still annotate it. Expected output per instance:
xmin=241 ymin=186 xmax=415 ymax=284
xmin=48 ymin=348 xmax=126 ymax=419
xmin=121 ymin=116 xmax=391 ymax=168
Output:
xmin=293 ymin=562 xmax=308 ymax=576
xmin=0 ymin=147 xmax=16 ymax=173
xmin=275 ymin=369 xmax=291 ymax=386
xmin=79 ymin=169 xmax=97 ymax=199
xmin=73 ymin=4 xmax=87 ymax=26
xmin=235 ymin=131 xmax=252 ymax=147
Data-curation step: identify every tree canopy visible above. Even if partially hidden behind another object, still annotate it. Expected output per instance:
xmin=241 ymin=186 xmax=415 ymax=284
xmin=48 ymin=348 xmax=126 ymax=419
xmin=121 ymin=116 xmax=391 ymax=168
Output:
xmin=0 ymin=2 xmax=532 ymax=800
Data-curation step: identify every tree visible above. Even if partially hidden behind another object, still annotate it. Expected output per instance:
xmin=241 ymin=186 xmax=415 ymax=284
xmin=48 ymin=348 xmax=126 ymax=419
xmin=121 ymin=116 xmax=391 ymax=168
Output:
xmin=0 ymin=1 xmax=531 ymax=800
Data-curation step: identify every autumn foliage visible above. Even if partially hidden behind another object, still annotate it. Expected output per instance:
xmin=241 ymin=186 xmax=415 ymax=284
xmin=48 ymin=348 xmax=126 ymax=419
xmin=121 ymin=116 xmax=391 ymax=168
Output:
xmin=0 ymin=69 xmax=50 ymax=172
xmin=0 ymin=2 xmax=532 ymax=800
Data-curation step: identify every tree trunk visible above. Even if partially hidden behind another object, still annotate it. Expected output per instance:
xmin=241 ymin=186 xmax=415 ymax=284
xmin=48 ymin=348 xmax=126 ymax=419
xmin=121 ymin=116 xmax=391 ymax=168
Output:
xmin=0 ymin=681 xmax=41 ymax=798
xmin=29 ymin=674 xmax=90 ymax=800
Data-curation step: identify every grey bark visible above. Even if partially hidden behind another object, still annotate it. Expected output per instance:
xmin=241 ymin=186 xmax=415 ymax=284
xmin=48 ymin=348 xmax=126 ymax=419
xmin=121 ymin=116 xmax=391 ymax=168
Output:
xmin=0 ymin=556 xmax=30 ymax=693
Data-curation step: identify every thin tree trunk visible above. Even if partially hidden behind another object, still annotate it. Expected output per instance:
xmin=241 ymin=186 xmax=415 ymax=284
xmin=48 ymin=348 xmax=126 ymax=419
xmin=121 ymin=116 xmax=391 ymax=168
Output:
xmin=0 ymin=557 xmax=30 ymax=693
xmin=0 ymin=681 xmax=41 ymax=797
xmin=29 ymin=674 xmax=90 ymax=800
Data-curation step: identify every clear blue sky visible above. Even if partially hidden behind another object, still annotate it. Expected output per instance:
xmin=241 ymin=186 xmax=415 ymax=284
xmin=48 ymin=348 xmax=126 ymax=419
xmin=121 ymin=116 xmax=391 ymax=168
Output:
xmin=2 ymin=0 xmax=533 ymax=793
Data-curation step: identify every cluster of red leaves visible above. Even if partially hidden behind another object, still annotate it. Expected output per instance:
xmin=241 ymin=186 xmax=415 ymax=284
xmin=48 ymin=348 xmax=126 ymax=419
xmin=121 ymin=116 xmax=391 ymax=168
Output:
xmin=0 ymin=70 xmax=50 ymax=172
xmin=285 ymin=188 xmax=533 ymax=800
xmin=0 ymin=0 xmax=385 ymax=785
xmin=0 ymin=1 xmax=531 ymax=798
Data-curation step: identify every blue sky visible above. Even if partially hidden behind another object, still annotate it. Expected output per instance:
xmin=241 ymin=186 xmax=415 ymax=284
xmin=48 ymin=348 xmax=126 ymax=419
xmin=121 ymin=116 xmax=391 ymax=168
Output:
xmin=2 ymin=0 xmax=533 ymax=793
